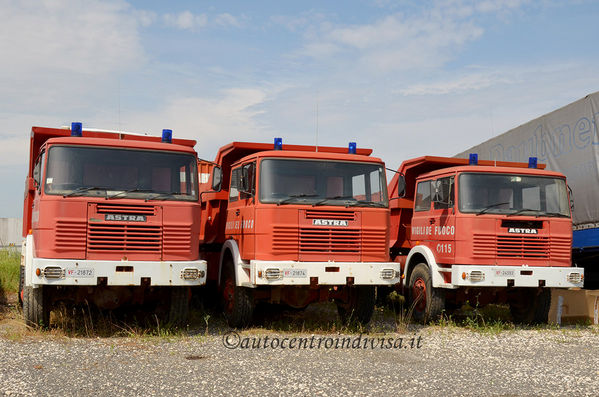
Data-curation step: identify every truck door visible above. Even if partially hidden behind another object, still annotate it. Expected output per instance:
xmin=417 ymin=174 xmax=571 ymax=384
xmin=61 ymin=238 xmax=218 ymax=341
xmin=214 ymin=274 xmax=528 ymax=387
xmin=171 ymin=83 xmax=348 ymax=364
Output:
xmin=411 ymin=179 xmax=433 ymax=244
xmin=226 ymin=162 xmax=256 ymax=260
xmin=430 ymin=176 xmax=455 ymax=264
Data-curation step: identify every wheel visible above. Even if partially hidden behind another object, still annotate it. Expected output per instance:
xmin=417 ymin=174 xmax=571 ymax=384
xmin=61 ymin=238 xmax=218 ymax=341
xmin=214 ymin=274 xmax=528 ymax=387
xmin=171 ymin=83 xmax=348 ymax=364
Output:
xmin=408 ymin=263 xmax=445 ymax=323
xmin=22 ymin=286 xmax=50 ymax=328
xmin=221 ymin=259 xmax=254 ymax=328
xmin=168 ymin=287 xmax=190 ymax=326
xmin=336 ymin=286 xmax=376 ymax=325
xmin=509 ymin=288 xmax=551 ymax=324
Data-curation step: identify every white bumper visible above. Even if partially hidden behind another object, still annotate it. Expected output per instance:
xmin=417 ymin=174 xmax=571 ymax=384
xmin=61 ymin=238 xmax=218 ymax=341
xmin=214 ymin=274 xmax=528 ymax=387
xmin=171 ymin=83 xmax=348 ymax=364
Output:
xmin=28 ymin=258 xmax=207 ymax=287
xmin=249 ymin=260 xmax=401 ymax=286
xmin=451 ymin=265 xmax=584 ymax=288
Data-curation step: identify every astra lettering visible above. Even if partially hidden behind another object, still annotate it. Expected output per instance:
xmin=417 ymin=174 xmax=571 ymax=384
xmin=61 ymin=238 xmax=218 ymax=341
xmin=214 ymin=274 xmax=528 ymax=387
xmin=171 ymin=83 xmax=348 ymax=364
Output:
xmin=507 ymin=227 xmax=538 ymax=234
xmin=105 ymin=214 xmax=147 ymax=222
xmin=312 ymin=219 xmax=349 ymax=227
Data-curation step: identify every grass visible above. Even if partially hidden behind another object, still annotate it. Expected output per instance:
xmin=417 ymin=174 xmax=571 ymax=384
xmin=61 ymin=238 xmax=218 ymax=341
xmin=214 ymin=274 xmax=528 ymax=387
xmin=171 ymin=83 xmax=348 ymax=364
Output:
xmin=0 ymin=247 xmax=20 ymax=293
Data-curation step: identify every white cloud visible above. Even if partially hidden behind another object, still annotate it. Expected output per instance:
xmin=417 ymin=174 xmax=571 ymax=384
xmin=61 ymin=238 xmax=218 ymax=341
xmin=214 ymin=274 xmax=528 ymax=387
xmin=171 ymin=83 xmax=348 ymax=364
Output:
xmin=0 ymin=0 xmax=144 ymax=75
xmin=398 ymin=72 xmax=514 ymax=95
xmin=215 ymin=13 xmax=243 ymax=28
xmin=163 ymin=11 xmax=208 ymax=31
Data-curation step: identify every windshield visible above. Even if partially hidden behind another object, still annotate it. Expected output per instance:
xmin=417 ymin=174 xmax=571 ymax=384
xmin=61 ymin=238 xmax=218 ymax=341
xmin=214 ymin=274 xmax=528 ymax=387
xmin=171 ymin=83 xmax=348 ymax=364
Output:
xmin=259 ymin=158 xmax=388 ymax=207
xmin=458 ymin=173 xmax=569 ymax=217
xmin=44 ymin=145 xmax=198 ymax=201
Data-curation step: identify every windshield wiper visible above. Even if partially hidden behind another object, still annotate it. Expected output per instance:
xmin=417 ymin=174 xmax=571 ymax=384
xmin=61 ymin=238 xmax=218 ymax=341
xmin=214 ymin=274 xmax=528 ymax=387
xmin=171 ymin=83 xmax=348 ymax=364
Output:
xmin=539 ymin=212 xmax=570 ymax=218
xmin=346 ymin=200 xmax=386 ymax=208
xmin=63 ymin=186 xmax=109 ymax=198
xmin=107 ymin=188 xmax=155 ymax=199
xmin=276 ymin=194 xmax=319 ymax=205
xmin=312 ymin=195 xmax=356 ymax=207
xmin=476 ymin=202 xmax=511 ymax=215
xmin=145 ymin=192 xmax=179 ymax=201
xmin=506 ymin=208 xmax=539 ymax=217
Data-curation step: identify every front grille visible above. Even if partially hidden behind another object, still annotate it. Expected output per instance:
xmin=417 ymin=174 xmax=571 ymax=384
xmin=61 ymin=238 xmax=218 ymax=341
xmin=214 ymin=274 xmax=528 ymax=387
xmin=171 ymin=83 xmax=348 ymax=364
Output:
xmin=55 ymin=220 xmax=87 ymax=251
xmin=43 ymin=266 xmax=65 ymax=279
xmin=473 ymin=233 xmax=568 ymax=260
xmin=299 ymin=227 xmax=360 ymax=253
xmin=305 ymin=210 xmax=355 ymax=220
xmin=163 ymin=224 xmax=192 ymax=256
xmin=272 ymin=226 xmax=299 ymax=254
xmin=87 ymin=223 xmax=161 ymax=253
xmin=96 ymin=203 xmax=155 ymax=215
xmin=497 ymin=235 xmax=550 ymax=258
xmin=362 ymin=229 xmax=387 ymax=255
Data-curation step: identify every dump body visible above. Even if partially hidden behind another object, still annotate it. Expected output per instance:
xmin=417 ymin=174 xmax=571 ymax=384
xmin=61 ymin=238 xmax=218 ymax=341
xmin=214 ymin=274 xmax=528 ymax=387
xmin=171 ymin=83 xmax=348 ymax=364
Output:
xmin=388 ymin=156 xmax=583 ymax=291
xmin=455 ymin=91 xmax=599 ymax=286
xmin=21 ymin=125 xmax=206 ymax=324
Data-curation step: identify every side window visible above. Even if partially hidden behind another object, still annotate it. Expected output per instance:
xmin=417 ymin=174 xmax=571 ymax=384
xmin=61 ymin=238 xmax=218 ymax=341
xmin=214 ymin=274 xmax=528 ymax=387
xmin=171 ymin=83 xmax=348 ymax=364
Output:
xmin=414 ymin=181 xmax=431 ymax=211
xmin=433 ymin=176 xmax=454 ymax=210
xmin=229 ymin=167 xmax=240 ymax=202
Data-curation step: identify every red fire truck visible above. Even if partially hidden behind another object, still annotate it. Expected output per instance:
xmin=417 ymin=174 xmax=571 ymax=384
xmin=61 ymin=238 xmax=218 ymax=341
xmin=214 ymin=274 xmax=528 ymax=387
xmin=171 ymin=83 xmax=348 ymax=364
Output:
xmin=20 ymin=123 xmax=206 ymax=327
xmin=198 ymin=139 xmax=401 ymax=327
xmin=388 ymin=155 xmax=584 ymax=323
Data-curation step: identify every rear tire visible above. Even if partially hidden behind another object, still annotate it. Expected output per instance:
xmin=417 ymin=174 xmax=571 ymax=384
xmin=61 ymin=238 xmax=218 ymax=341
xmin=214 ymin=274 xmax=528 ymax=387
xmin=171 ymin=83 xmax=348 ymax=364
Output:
xmin=221 ymin=259 xmax=254 ymax=328
xmin=336 ymin=286 xmax=376 ymax=325
xmin=509 ymin=288 xmax=551 ymax=324
xmin=22 ymin=286 xmax=49 ymax=328
xmin=168 ymin=287 xmax=190 ymax=326
xmin=408 ymin=263 xmax=445 ymax=323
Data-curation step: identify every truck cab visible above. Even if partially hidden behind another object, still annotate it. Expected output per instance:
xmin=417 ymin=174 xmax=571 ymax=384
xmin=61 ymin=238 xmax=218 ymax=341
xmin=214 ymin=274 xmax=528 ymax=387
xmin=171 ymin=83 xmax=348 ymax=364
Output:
xmin=199 ymin=140 xmax=401 ymax=327
xmin=21 ymin=124 xmax=207 ymax=327
xmin=388 ymin=156 xmax=584 ymax=323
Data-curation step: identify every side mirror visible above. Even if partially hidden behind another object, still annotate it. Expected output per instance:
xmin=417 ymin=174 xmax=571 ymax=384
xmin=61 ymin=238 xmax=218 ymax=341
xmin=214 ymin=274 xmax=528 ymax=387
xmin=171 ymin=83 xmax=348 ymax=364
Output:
xmin=211 ymin=167 xmax=222 ymax=192
xmin=240 ymin=167 xmax=250 ymax=193
xmin=568 ymin=185 xmax=574 ymax=211
xmin=397 ymin=175 xmax=406 ymax=198
xmin=26 ymin=176 xmax=36 ymax=193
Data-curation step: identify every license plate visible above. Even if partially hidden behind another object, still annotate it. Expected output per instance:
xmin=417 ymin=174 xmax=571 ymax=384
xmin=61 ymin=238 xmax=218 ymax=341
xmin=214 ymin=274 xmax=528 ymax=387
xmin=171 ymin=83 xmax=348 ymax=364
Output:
xmin=66 ymin=268 xmax=95 ymax=278
xmin=283 ymin=269 xmax=307 ymax=278
xmin=496 ymin=270 xmax=515 ymax=277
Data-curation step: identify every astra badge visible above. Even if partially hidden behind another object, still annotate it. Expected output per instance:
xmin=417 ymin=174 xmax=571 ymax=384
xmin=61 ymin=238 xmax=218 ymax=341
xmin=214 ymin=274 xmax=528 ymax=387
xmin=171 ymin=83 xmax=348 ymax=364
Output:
xmin=312 ymin=219 xmax=349 ymax=226
xmin=105 ymin=214 xmax=147 ymax=222
xmin=507 ymin=227 xmax=538 ymax=234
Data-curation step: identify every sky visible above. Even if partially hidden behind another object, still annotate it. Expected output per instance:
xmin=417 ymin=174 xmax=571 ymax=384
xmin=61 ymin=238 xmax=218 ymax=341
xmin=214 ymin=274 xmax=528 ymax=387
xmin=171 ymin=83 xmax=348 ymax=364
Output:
xmin=2 ymin=0 xmax=599 ymax=217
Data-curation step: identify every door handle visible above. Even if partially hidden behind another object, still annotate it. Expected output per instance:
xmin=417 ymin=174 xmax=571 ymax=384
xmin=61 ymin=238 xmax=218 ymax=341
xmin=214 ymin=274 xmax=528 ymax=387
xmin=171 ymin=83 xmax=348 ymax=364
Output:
xmin=235 ymin=209 xmax=240 ymax=216
xmin=429 ymin=218 xmax=435 ymax=225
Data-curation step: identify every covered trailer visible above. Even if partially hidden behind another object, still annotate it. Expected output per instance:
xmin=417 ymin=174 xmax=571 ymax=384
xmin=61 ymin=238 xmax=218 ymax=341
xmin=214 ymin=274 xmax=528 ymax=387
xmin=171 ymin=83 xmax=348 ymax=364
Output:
xmin=456 ymin=92 xmax=599 ymax=287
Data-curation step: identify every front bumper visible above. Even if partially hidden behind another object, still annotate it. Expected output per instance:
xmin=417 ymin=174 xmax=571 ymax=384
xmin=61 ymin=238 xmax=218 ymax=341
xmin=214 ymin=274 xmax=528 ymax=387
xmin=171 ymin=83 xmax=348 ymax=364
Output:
xmin=249 ymin=260 xmax=401 ymax=286
xmin=451 ymin=265 xmax=584 ymax=288
xmin=28 ymin=258 xmax=207 ymax=287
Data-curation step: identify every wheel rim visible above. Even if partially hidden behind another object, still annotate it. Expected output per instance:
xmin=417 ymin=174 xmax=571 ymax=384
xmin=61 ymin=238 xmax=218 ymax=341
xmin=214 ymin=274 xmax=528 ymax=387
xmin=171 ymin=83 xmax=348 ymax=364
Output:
xmin=222 ymin=278 xmax=235 ymax=314
xmin=412 ymin=278 xmax=427 ymax=312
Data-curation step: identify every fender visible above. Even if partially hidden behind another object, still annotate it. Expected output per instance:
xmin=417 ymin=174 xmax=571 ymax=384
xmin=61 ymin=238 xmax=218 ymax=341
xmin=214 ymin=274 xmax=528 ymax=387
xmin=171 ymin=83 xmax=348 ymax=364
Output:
xmin=218 ymin=239 xmax=253 ymax=288
xmin=23 ymin=234 xmax=37 ymax=288
xmin=405 ymin=245 xmax=456 ymax=289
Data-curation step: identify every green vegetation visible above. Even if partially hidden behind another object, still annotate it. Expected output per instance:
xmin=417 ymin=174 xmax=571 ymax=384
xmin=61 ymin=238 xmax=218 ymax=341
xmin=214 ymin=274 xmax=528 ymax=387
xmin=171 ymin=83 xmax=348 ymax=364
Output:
xmin=0 ymin=248 xmax=20 ymax=293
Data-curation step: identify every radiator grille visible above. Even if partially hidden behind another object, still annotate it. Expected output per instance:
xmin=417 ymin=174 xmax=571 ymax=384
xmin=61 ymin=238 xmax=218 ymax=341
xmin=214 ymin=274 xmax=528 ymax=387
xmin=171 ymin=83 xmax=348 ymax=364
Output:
xmin=55 ymin=220 xmax=87 ymax=251
xmin=304 ymin=210 xmax=355 ymax=220
xmin=473 ymin=234 xmax=569 ymax=260
xmin=87 ymin=224 xmax=161 ymax=253
xmin=163 ymin=224 xmax=192 ymax=255
xmin=299 ymin=227 xmax=360 ymax=253
xmin=95 ymin=203 xmax=155 ymax=215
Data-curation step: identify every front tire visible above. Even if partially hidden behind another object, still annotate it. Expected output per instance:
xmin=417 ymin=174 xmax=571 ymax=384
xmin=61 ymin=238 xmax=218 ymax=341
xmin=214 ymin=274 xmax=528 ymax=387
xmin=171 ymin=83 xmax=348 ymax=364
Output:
xmin=22 ymin=286 xmax=49 ymax=328
xmin=336 ymin=286 xmax=376 ymax=325
xmin=408 ymin=263 xmax=445 ymax=323
xmin=221 ymin=259 xmax=254 ymax=328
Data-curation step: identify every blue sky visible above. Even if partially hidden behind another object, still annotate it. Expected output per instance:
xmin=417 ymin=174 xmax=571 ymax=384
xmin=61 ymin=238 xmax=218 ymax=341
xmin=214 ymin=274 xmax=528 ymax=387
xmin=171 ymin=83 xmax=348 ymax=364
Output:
xmin=2 ymin=0 xmax=599 ymax=217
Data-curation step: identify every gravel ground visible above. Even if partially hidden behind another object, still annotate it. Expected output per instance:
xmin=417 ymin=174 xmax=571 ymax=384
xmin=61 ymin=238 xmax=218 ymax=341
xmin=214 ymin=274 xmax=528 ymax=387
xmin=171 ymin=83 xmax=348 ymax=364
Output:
xmin=1 ymin=322 xmax=598 ymax=396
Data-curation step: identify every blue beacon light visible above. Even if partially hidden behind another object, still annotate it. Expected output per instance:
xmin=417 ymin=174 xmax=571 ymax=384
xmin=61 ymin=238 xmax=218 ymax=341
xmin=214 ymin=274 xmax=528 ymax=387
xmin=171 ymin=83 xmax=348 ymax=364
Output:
xmin=71 ymin=122 xmax=83 ymax=137
xmin=469 ymin=153 xmax=478 ymax=165
xmin=528 ymin=157 xmax=538 ymax=168
xmin=348 ymin=142 xmax=357 ymax=154
xmin=274 ymin=137 xmax=283 ymax=150
xmin=162 ymin=129 xmax=173 ymax=143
